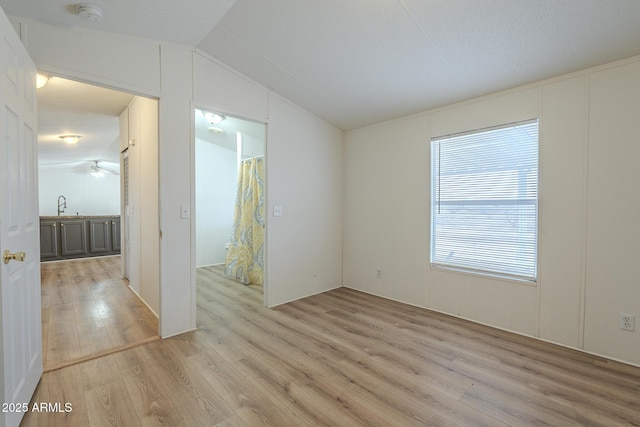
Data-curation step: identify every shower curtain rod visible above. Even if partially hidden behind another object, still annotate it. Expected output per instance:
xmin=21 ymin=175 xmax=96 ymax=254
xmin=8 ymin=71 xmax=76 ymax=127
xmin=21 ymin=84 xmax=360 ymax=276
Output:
xmin=240 ymin=154 xmax=264 ymax=161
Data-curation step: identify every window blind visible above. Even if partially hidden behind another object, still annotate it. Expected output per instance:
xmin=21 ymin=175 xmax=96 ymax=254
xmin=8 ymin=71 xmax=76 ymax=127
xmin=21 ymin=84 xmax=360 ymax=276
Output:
xmin=431 ymin=119 xmax=539 ymax=281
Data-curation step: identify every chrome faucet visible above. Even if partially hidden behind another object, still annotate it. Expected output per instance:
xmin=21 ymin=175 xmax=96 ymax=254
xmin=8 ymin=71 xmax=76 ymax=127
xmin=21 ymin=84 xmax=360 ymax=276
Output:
xmin=57 ymin=195 xmax=67 ymax=216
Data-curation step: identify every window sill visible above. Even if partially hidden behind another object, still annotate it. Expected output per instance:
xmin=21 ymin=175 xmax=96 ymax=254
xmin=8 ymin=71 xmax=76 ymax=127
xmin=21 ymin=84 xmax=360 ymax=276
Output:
xmin=429 ymin=264 xmax=538 ymax=287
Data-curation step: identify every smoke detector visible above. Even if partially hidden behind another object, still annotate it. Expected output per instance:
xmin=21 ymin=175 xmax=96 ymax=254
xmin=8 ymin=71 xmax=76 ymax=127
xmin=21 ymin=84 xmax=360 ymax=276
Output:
xmin=75 ymin=3 xmax=104 ymax=23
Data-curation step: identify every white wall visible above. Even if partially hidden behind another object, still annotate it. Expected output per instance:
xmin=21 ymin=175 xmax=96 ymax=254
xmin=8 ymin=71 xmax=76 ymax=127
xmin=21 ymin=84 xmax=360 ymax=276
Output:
xmin=195 ymin=139 xmax=237 ymax=267
xmin=122 ymin=96 xmax=160 ymax=315
xmin=138 ymin=96 xmax=159 ymax=316
xmin=23 ymin=22 xmax=161 ymax=97
xmin=584 ymin=60 xmax=640 ymax=364
xmin=241 ymin=133 xmax=265 ymax=158
xmin=265 ymin=94 xmax=344 ymax=305
xmin=38 ymin=166 xmax=120 ymax=216
xmin=344 ymin=56 xmax=640 ymax=366
xmin=159 ymin=45 xmax=194 ymax=337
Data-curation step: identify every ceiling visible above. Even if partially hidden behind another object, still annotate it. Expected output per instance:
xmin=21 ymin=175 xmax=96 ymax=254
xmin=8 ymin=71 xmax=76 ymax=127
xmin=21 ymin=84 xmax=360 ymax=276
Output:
xmin=37 ymin=78 xmax=263 ymax=170
xmin=201 ymin=0 xmax=640 ymax=129
xmin=37 ymin=76 xmax=133 ymax=169
xmin=0 ymin=0 xmax=236 ymax=47
xmin=3 ymin=0 xmax=640 ymax=133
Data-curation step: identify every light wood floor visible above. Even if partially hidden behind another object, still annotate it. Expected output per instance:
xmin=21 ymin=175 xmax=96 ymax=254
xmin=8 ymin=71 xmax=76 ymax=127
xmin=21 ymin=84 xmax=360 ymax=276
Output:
xmin=41 ymin=256 xmax=158 ymax=371
xmin=23 ymin=265 xmax=640 ymax=426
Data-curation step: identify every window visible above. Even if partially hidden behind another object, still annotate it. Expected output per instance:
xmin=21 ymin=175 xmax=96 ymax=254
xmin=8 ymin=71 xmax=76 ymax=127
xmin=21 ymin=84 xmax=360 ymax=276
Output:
xmin=430 ymin=119 xmax=539 ymax=281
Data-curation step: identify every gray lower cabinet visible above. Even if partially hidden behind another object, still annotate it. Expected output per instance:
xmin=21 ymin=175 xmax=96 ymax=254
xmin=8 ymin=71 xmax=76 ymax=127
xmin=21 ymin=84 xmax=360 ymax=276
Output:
xmin=40 ymin=216 xmax=121 ymax=261
xmin=89 ymin=219 xmax=111 ymax=254
xmin=111 ymin=218 xmax=121 ymax=252
xmin=40 ymin=221 xmax=59 ymax=258
xmin=60 ymin=220 xmax=87 ymax=256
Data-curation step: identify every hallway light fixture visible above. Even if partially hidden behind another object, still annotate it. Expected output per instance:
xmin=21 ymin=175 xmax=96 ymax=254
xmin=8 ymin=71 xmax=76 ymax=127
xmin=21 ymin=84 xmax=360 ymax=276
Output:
xmin=59 ymin=135 xmax=81 ymax=145
xmin=204 ymin=112 xmax=225 ymax=125
xmin=208 ymin=127 xmax=224 ymax=135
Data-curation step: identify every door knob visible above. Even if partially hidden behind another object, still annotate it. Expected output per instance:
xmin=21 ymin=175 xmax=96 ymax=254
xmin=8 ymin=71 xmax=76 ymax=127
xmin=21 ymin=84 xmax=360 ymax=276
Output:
xmin=3 ymin=250 xmax=26 ymax=264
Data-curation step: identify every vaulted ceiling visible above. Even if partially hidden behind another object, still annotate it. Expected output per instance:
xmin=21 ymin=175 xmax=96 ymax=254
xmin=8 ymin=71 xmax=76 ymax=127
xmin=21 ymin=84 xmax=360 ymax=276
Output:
xmin=2 ymin=0 xmax=640 ymax=131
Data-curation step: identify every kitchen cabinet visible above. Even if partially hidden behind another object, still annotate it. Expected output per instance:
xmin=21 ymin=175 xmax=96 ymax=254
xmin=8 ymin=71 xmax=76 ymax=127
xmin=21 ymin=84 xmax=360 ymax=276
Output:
xmin=89 ymin=219 xmax=111 ymax=254
xmin=40 ymin=216 xmax=121 ymax=261
xmin=39 ymin=220 xmax=58 ymax=258
xmin=60 ymin=219 xmax=87 ymax=256
xmin=111 ymin=217 xmax=121 ymax=252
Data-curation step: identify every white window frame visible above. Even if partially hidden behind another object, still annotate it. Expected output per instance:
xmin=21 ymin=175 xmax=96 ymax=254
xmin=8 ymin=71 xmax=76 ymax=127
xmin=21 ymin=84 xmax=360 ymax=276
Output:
xmin=430 ymin=119 xmax=539 ymax=282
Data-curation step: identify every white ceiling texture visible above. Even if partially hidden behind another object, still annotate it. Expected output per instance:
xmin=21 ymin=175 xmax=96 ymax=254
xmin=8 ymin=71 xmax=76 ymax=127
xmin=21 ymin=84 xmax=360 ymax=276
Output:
xmin=36 ymin=77 xmax=133 ymax=168
xmin=2 ymin=0 xmax=640 ymax=166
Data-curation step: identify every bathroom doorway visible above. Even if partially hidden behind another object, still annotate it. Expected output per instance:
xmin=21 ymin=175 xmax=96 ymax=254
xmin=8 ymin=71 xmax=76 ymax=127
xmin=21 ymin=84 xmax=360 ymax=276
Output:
xmin=194 ymin=109 xmax=266 ymax=295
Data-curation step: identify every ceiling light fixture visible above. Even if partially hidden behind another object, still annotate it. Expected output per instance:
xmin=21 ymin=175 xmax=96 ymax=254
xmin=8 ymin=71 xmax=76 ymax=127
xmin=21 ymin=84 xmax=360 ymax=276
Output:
xmin=204 ymin=112 xmax=225 ymax=125
xmin=75 ymin=3 xmax=104 ymax=23
xmin=90 ymin=168 xmax=104 ymax=177
xmin=36 ymin=73 xmax=49 ymax=89
xmin=59 ymin=135 xmax=81 ymax=145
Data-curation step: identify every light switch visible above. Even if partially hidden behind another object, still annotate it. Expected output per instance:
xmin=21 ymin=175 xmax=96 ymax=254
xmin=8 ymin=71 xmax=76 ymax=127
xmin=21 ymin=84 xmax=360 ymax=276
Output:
xmin=180 ymin=204 xmax=190 ymax=219
xmin=273 ymin=205 xmax=283 ymax=217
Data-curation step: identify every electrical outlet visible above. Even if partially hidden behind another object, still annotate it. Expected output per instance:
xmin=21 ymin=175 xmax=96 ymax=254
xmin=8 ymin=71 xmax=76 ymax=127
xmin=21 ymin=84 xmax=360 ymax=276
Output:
xmin=377 ymin=269 xmax=383 ymax=279
xmin=620 ymin=313 xmax=635 ymax=332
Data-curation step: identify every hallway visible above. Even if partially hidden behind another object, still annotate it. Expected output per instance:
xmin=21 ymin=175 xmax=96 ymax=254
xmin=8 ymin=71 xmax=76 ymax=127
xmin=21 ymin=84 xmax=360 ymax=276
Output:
xmin=41 ymin=256 xmax=158 ymax=371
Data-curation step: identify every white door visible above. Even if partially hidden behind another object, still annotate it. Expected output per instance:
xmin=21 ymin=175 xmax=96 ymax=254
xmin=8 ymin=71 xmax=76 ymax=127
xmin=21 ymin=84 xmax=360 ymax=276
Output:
xmin=0 ymin=9 xmax=43 ymax=427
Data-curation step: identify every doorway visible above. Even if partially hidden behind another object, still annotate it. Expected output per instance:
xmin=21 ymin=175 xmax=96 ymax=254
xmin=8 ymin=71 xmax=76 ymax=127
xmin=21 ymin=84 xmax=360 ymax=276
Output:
xmin=194 ymin=109 xmax=267 ymax=297
xmin=37 ymin=75 xmax=130 ymax=258
xmin=37 ymin=74 xmax=159 ymax=370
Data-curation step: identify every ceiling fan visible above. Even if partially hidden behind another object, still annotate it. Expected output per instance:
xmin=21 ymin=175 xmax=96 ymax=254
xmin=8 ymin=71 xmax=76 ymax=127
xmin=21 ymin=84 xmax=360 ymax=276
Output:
xmin=90 ymin=160 xmax=119 ymax=177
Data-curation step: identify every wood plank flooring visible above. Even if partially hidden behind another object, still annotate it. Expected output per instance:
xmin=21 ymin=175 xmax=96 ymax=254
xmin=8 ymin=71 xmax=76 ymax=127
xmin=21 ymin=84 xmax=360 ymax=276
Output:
xmin=41 ymin=256 xmax=158 ymax=371
xmin=22 ymin=265 xmax=640 ymax=426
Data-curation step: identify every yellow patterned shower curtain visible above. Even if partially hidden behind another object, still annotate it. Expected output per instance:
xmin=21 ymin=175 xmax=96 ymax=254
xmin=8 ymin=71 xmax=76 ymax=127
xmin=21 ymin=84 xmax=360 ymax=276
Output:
xmin=225 ymin=156 xmax=265 ymax=285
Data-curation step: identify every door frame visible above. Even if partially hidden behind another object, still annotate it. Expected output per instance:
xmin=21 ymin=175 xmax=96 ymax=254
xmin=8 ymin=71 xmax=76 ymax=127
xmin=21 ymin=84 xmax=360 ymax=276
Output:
xmin=34 ymin=70 xmax=161 ymax=329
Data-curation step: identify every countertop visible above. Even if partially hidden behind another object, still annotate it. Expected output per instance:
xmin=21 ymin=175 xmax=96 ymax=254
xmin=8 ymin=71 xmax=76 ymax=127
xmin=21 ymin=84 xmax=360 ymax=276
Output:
xmin=40 ymin=215 xmax=120 ymax=220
